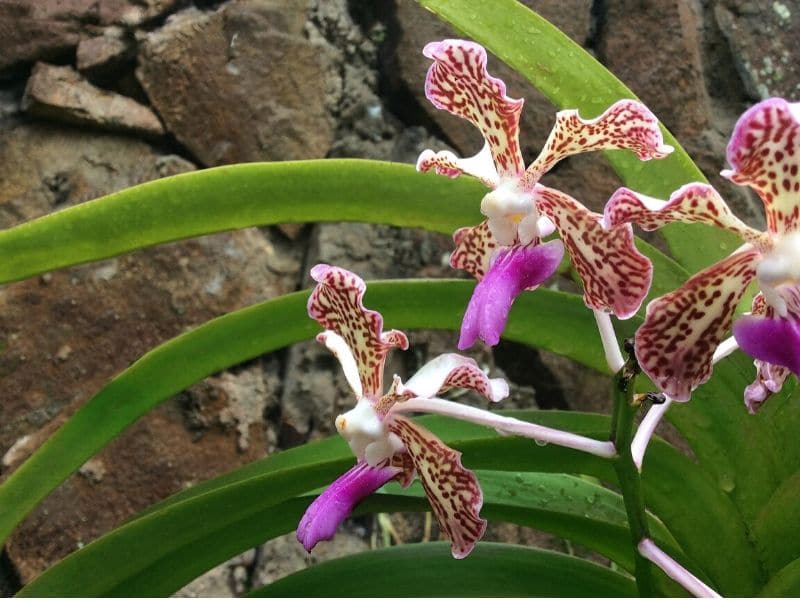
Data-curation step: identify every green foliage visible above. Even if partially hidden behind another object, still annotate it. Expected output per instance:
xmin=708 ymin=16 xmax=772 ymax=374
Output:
xmin=1 ymin=0 xmax=796 ymax=597
xmin=250 ymin=543 xmax=638 ymax=597
xmin=0 ymin=161 xmax=484 ymax=284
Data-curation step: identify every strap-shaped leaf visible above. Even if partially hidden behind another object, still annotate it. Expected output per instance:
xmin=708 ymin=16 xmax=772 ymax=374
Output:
xmin=0 ymin=159 xmax=685 ymax=293
xmin=250 ymin=542 xmax=637 ymax=597
xmin=0 ymin=161 xmax=481 ymax=283
xmin=416 ymin=0 xmax=740 ymax=273
xmin=17 ymin=460 xmax=670 ymax=596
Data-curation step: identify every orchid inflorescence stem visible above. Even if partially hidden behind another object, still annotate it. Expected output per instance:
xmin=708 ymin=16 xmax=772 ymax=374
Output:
xmin=608 ymin=337 xmax=721 ymax=598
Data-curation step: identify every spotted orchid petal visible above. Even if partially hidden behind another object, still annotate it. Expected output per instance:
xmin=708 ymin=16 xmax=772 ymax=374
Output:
xmin=400 ymin=353 xmax=509 ymax=403
xmin=388 ymin=415 xmax=486 ymax=559
xmin=536 ymin=185 xmax=652 ymax=319
xmin=604 ymin=183 xmax=764 ymax=245
xmin=722 ymin=97 xmax=800 ymax=234
xmin=636 ymin=247 xmax=761 ymax=401
xmin=422 ymin=39 xmax=525 ymax=178
xmin=308 ymin=264 xmax=409 ymax=397
xmin=417 ymin=143 xmax=499 ymax=188
xmin=522 ymin=100 xmax=673 ymax=187
xmin=450 ymin=221 xmax=497 ymax=280
xmin=458 ymin=239 xmax=565 ymax=349
xmin=296 ymin=461 xmax=401 ymax=552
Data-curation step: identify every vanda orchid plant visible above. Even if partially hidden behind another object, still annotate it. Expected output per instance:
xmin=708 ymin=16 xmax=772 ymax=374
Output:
xmin=3 ymin=1 xmax=800 ymax=598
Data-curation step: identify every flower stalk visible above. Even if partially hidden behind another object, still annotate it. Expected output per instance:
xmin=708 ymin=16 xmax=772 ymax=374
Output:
xmin=610 ymin=348 xmax=654 ymax=597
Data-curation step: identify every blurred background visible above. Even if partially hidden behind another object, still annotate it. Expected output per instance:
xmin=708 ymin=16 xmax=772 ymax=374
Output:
xmin=0 ymin=0 xmax=796 ymax=594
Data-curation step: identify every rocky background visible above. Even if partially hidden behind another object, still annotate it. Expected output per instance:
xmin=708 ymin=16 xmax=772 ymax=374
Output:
xmin=0 ymin=0 xmax=797 ymax=595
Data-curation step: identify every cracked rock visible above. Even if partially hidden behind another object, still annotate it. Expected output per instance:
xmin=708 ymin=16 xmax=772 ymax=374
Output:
xmin=23 ymin=63 xmax=164 ymax=138
xmin=136 ymin=3 xmax=339 ymax=166
xmin=715 ymin=0 xmax=800 ymax=100
xmin=76 ymin=29 xmax=135 ymax=77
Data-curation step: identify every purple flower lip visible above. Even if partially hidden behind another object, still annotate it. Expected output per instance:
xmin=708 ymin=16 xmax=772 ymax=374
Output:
xmin=733 ymin=315 xmax=800 ymax=377
xmin=296 ymin=461 xmax=399 ymax=552
xmin=458 ymin=239 xmax=564 ymax=349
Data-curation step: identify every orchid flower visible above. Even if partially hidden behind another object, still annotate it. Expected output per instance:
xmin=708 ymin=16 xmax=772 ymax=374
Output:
xmin=604 ymin=97 xmax=800 ymax=413
xmin=416 ymin=39 xmax=673 ymax=351
xmin=296 ymin=264 xmax=616 ymax=558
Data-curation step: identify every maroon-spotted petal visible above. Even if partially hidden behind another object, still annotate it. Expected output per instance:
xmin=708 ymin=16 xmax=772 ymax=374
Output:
xmin=722 ymin=97 xmax=800 ymax=234
xmin=450 ymin=221 xmax=497 ymax=281
xmin=536 ymin=185 xmax=652 ymax=319
xmin=388 ymin=416 xmax=486 ymax=559
xmin=604 ymin=183 xmax=763 ymax=245
xmin=458 ymin=239 xmax=564 ymax=349
xmin=423 ymin=39 xmax=525 ymax=178
xmin=636 ymin=248 xmax=761 ymax=400
xmin=296 ymin=461 xmax=400 ymax=552
xmin=522 ymin=99 xmax=673 ymax=186
xmin=308 ymin=264 xmax=409 ymax=397
xmin=401 ymin=353 xmax=509 ymax=403
xmin=416 ymin=144 xmax=499 ymax=189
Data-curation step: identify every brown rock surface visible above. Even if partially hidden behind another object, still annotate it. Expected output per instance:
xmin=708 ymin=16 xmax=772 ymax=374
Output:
xmin=598 ymin=0 xmax=763 ymax=227
xmin=0 ymin=4 xmax=79 ymax=75
xmin=0 ymin=0 xmax=183 ymax=74
xmin=715 ymin=0 xmax=800 ymax=100
xmin=136 ymin=2 xmax=339 ymax=166
xmin=76 ymin=29 xmax=134 ymax=76
xmin=22 ymin=63 xmax=164 ymax=138
xmin=0 ymin=122 xmax=303 ymax=580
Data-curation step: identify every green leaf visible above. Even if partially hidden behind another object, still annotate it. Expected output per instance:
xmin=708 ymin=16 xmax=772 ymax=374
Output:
xmin=415 ymin=0 xmax=740 ymax=274
xmin=759 ymin=556 xmax=800 ymax=597
xmin=382 ymin=470 xmax=683 ymax=580
xmin=752 ymin=469 xmax=800 ymax=575
xmin=250 ymin=542 xmax=637 ymax=597
xmin=20 ymin=468 xmax=651 ymax=596
xmin=16 ymin=408 xmax=743 ymax=597
xmin=0 ymin=161 xmax=483 ymax=283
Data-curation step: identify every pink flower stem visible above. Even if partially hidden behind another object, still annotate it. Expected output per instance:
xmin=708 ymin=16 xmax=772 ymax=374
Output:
xmin=631 ymin=395 xmax=674 ymax=471
xmin=389 ymin=397 xmax=617 ymax=458
xmin=638 ymin=538 xmax=721 ymax=597
xmin=593 ymin=309 xmax=625 ymax=373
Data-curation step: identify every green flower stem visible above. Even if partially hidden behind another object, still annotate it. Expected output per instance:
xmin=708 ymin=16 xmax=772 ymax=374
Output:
xmin=611 ymin=361 xmax=655 ymax=597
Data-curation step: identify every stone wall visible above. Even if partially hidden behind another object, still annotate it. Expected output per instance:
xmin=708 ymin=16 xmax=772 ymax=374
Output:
xmin=0 ymin=0 xmax=796 ymax=595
